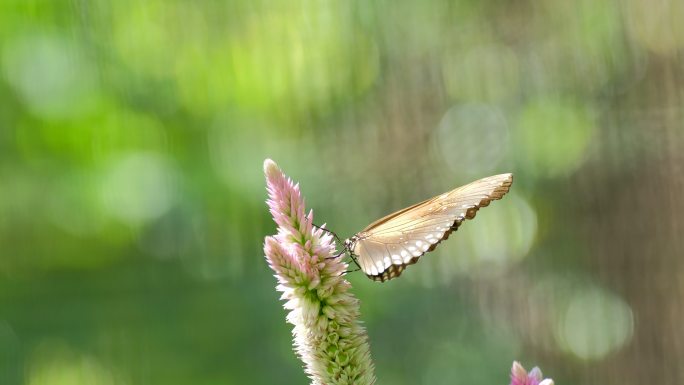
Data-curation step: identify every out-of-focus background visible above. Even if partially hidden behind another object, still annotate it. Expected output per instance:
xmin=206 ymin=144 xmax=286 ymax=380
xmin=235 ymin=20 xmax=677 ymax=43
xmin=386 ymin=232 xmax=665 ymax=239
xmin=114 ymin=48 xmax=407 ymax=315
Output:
xmin=1 ymin=0 xmax=683 ymax=384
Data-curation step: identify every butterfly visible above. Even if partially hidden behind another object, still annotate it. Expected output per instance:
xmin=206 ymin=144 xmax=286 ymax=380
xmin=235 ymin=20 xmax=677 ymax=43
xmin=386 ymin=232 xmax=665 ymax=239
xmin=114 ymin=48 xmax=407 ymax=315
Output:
xmin=321 ymin=173 xmax=513 ymax=282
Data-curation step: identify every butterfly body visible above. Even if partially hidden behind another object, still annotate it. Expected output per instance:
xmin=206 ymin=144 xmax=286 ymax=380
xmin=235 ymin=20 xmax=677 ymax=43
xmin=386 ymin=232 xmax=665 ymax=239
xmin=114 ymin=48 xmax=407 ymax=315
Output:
xmin=345 ymin=173 xmax=513 ymax=282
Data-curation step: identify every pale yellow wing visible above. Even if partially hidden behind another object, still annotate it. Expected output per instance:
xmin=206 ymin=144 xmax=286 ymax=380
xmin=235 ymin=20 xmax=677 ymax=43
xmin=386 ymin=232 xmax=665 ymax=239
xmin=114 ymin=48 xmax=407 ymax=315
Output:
xmin=353 ymin=173 xmax=513 ymax=282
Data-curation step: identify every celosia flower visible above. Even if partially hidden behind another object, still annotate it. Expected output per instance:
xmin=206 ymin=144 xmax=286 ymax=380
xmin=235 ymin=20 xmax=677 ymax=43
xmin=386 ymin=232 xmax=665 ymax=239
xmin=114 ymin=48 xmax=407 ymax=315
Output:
xmin=510 ymin=361 xmax=554 ymax=385
xmin=263 ymin=159 xmax=376 ymax=385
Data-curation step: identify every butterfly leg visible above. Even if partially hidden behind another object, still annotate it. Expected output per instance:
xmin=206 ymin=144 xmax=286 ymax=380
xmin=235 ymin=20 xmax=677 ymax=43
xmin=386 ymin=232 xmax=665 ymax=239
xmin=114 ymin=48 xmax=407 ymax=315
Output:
xmin=348 ymin=253 xmax=361 ymax=270
xmin=325 ymin=250 xmax=346 ymax=260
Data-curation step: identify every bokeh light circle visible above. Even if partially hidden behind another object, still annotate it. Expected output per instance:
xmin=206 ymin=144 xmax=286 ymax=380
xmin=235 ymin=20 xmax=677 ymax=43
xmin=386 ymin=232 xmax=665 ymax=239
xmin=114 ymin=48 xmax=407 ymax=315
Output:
xmin=554 ymin=286 xmax=634 ymax=360
xmin=625 ymin=0 xmax=684 ymax=55
xmin=27 ymin=340 xmax=122 ymax=385
xmin=514 ymin=98 xmax=595 ymax=178
xmin=434 ymin=104 xmax=510 ymax=177
xmin=2 ymin=33 xmax=100 ymax=119
xmin=99 ymin=152 xmax=178 ymax=226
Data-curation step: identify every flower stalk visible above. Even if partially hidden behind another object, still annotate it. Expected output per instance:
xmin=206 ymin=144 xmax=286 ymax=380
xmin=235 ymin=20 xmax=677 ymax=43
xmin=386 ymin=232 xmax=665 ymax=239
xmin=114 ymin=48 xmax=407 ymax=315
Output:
xmin=263 ymin=159 xmax=376 ymax=385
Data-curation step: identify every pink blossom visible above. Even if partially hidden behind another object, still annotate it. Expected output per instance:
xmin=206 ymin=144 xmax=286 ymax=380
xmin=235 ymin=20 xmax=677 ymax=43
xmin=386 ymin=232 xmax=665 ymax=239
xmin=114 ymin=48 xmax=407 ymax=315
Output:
xmin=510 ymin=361 xmax=555 ymax=385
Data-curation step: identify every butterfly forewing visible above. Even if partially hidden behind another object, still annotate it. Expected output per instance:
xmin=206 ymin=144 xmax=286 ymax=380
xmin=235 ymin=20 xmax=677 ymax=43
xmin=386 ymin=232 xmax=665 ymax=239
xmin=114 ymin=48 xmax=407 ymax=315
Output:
xmin=352 ymin=173 xmax=513 ymax=282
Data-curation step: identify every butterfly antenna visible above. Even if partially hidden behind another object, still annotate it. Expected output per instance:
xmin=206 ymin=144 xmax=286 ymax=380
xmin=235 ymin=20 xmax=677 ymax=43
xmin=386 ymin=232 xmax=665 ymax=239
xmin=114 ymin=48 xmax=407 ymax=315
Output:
xmin=308 ymin=220 xmax=360 ymax=273
xmin=311 ymin=222 xmax=344 ymax=247
xmin=308 ymin=221 xmax=348 ymax=260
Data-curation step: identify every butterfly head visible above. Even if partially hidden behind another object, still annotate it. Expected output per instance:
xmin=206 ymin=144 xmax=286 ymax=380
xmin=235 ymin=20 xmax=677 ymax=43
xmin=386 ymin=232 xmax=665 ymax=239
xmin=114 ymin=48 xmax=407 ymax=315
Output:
xmin=343 ymin=236 xmax=357 ymax=254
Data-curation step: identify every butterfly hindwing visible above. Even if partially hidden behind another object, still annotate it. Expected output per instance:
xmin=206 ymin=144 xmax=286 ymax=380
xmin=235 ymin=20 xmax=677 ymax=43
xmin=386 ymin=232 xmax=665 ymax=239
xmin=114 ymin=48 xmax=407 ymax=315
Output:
xmin=351 ymin=173 xmax=513 ymax=282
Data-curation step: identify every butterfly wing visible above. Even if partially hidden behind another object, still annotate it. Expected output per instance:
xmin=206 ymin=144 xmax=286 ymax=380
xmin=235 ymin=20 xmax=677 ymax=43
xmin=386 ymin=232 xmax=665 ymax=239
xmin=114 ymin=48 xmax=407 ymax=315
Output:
xmin=352 ymin=173 xmax=513 ymax=282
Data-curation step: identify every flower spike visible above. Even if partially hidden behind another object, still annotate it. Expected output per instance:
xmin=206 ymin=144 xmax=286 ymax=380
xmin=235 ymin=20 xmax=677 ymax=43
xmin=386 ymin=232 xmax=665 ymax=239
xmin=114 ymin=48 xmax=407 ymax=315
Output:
xmin=263 ymin=159 xmax=375 ymax=385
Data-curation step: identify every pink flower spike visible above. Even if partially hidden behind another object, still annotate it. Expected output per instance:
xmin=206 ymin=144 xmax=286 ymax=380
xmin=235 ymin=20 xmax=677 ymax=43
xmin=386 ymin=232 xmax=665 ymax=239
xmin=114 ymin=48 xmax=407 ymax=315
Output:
xmin=263 ymin=159 xmax=375 ymax=385
xmin=510 ymin=361 xmax=554 ymax=385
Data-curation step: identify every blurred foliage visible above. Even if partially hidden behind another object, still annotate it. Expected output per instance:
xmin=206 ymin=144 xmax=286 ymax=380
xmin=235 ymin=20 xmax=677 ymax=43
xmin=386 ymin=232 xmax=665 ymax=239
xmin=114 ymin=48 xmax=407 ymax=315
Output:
xmin=1 ymin=0 xmax=684 ymax=384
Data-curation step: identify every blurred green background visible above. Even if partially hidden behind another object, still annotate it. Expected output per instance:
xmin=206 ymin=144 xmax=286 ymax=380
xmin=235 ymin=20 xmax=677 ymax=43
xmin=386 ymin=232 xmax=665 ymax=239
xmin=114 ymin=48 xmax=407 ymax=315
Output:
xmin=1 ymin=0 xmax=683 ymax=384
